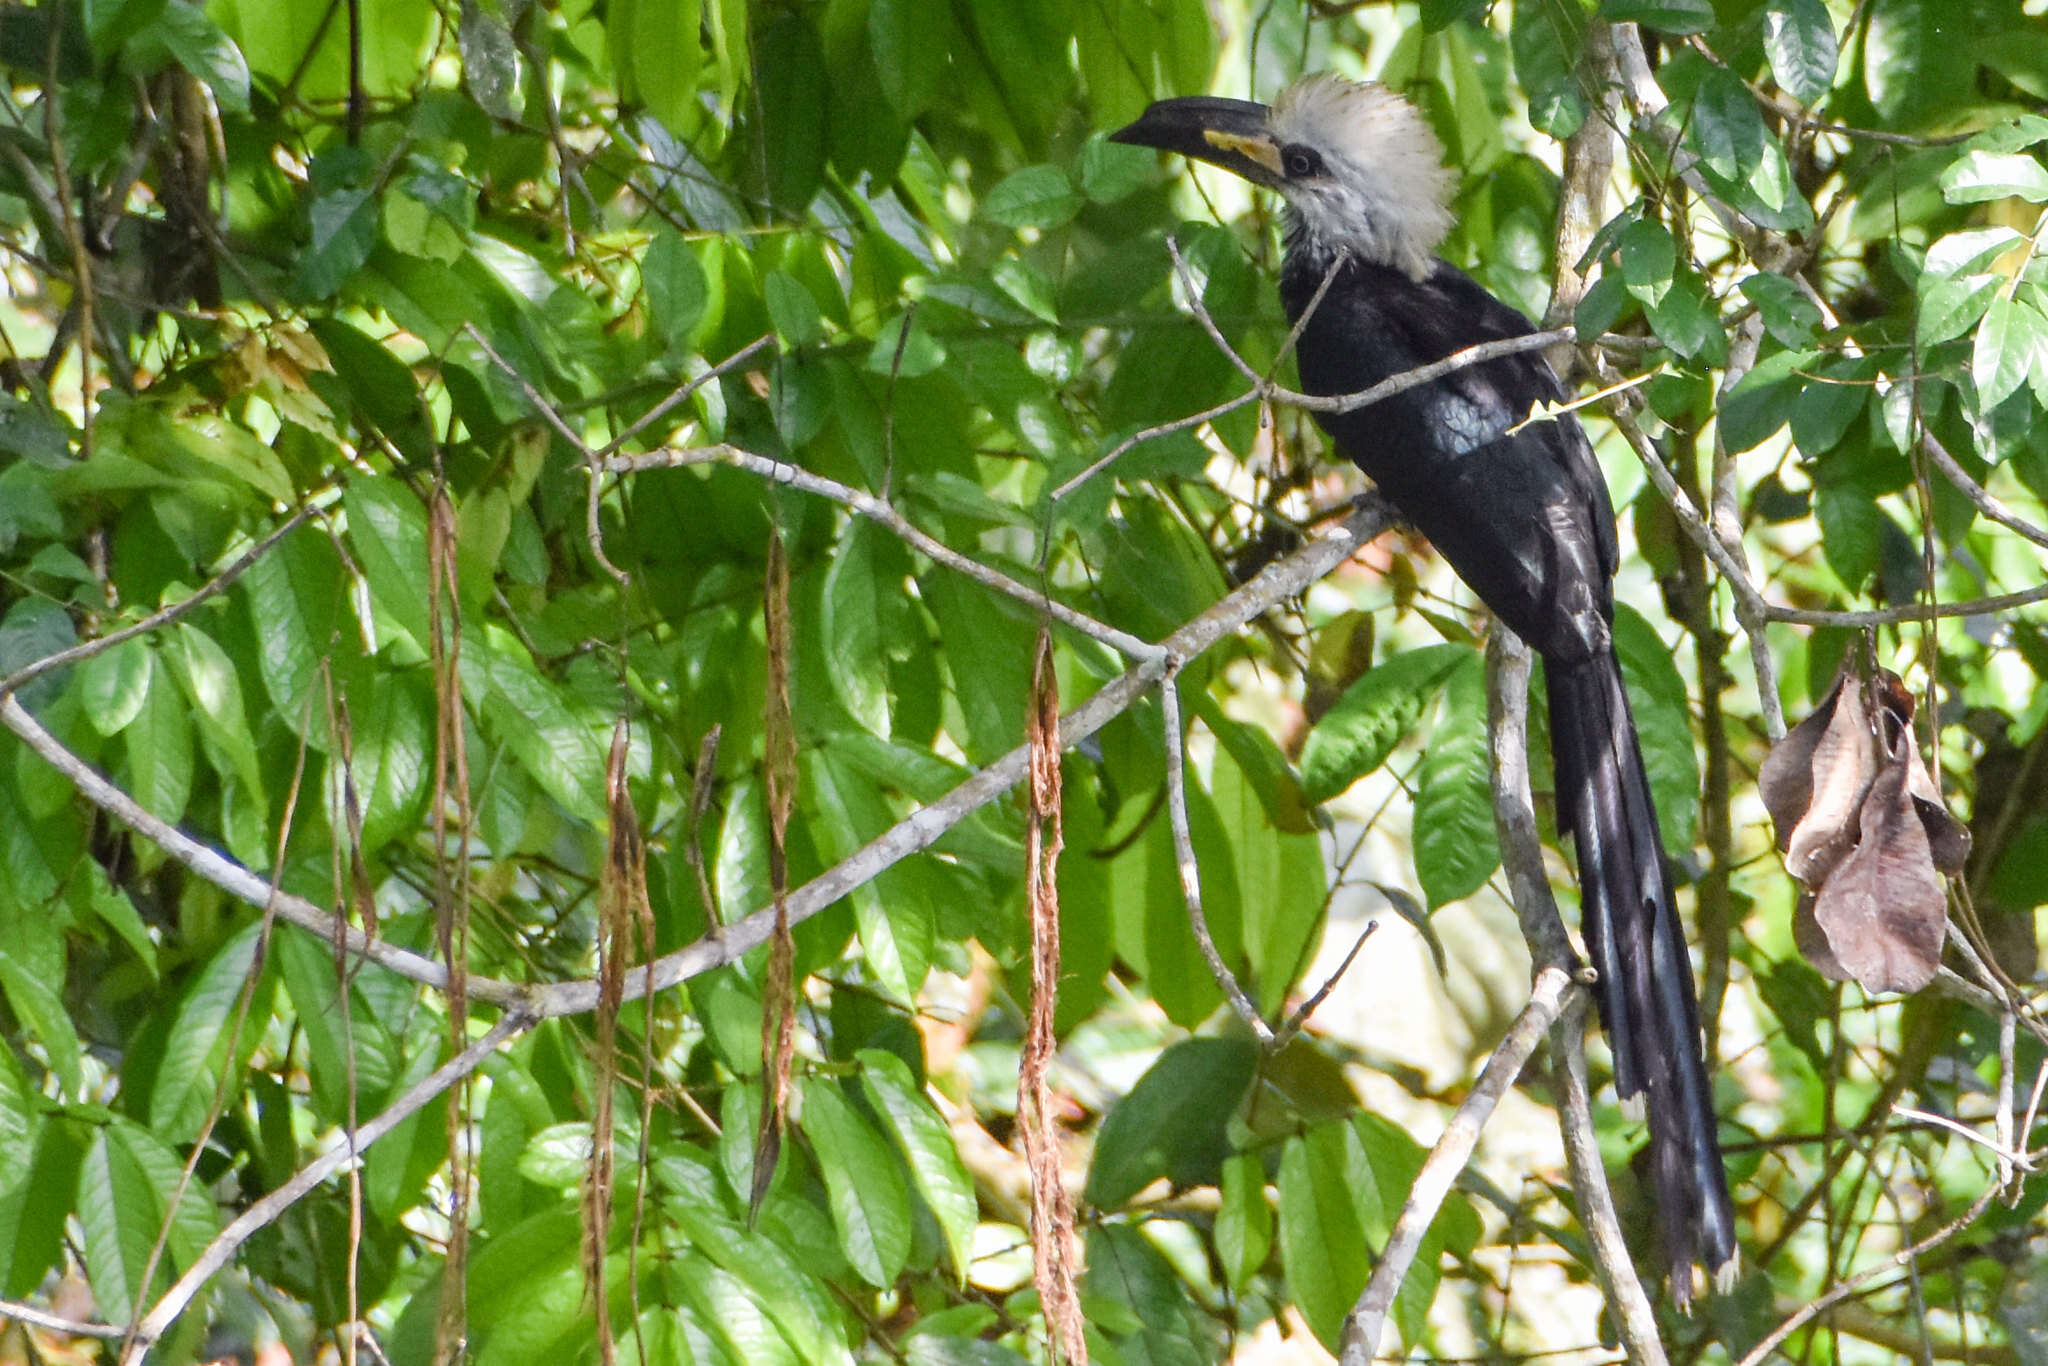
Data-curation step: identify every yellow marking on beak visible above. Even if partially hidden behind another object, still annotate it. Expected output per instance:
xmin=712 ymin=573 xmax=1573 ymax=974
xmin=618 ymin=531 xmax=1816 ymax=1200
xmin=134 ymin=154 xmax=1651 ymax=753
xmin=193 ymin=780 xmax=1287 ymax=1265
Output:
xmin=1202 ymin=129 xmax=1283 ymax=177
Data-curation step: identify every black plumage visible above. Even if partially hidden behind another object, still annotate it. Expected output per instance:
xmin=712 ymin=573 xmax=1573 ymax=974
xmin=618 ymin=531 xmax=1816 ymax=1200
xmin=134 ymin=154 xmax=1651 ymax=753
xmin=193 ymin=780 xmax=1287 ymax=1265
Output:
xmin=1115 ymin=77 xmax=1737 ymax=1300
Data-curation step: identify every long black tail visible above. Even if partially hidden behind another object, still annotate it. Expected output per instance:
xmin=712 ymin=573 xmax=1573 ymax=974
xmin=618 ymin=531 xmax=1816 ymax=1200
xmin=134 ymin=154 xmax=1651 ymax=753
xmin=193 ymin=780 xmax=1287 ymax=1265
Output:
xmin=1546 ymin=646 xmax=1737 ymax=1302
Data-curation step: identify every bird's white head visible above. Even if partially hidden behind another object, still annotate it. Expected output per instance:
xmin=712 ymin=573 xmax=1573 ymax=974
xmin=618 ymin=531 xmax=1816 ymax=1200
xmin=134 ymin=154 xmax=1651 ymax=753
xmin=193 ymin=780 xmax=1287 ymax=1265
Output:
xmin=1267 ymin=76 xmax=1456 ymax=281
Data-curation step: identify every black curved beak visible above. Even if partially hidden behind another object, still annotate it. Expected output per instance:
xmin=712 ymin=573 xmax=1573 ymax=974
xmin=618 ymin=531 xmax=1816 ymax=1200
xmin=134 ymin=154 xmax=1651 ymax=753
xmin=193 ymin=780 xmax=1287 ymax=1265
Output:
xmin=1110 ymin=96 xmax=1285 ymax=189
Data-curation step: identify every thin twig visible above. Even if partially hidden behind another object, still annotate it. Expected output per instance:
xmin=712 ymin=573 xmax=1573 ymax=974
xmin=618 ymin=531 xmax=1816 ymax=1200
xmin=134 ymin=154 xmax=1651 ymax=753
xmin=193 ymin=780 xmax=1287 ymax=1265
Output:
xmin=1488 ymin=630 xmax=1667 ymax=1365
xmin=0 ymin=1299 xmax=125 ymax=1339
xmin=598 ymin=333 xmax=775 ymax=459
xmin=1890 ymin=1105 xmax=2033 ymax=1171
xmin=1732 ymin=1183 xmax=2002 ymax=1366
xmin=1049 ymin=326 xmax=1576 ymax=502
xmin=1919 ymin=430 xmax=2048 ymax=554
xmin=525 ymin=498 xmax=1392 ymax=1018
xmin=0 ymin=505 xmax=322 ymax=700
xmin=0 ymin=693 xmax=528 ymax=1008
xmin=607 ymin=443 xmax=1164 ymax=663
xmin=1339 ymin=964 xmax=1578 ymax=1363
xmin=1159 ymin=669 xmax=1273 ymax=1044
xmin=1274 ymin=918 xmax=1377 ymax=1048
xmin=1 ymin=495 xmax=1390 ymax=1026
xmin=122 ymin=1012 xmax=534 ymax=1361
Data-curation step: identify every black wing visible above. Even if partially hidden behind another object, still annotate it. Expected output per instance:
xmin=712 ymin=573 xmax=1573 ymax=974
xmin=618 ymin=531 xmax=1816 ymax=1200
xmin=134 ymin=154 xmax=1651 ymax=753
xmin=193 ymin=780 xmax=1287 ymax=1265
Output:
xmin=1280 ymin=256 xmax=1618 ymax=662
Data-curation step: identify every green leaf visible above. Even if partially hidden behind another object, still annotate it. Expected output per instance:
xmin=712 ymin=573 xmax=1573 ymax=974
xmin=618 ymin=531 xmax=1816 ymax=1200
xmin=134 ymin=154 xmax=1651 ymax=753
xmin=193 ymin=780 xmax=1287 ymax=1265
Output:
xmin=658 ymin=1160 xmax=856 ymax=1366
xmin=869 ymin=0 xmax=946 ymax=115
xmin=1939 ymin=150 xmax=2048 ymax=204
xmin=1510 ymin=0 xmax=1587 ymax=138
xmin=242 ymin=522 xmax=348 ymax=728
xmin=1717 ymin=348 xmax=1812 ymax=452
xmin=0 ymin=1118 xmax=83 ymax=1297
xmin=125 ymin=654 xmax=194 ymax=823
xmin=1690 ymin=65 xmax=1768 ymax=186
xmin=800 ymin=1078 xmax=913 ymax=1287
xmin=0 ymin=953 xmax=81 ymax=1097
xmin=71 ymin=864 xmax=157 ymax=977
xmin=1789 ymin=355 xmax=1871 ymax=457
xmin=629 ymin=0 xmax=704 ymax=132
xmin=1601 ymin=0 xmax=1713 ymax=32
xmin=1618 ymin=218 xmax=1676 ymax=297
xmin=1413 ymin=653 xmax=1501 ymax=907
xmin=1085 ymin=1037 xmax=1258 ymax=1207
xmin=168 ymin=623 xmax=267 ymax=814
xmin=1814 ymin=482 xmax=1885 ymax=591
xmin=856 ymin=1049 xmax=977 ymax=1284
xmin=458 ymin=0 xmax=520 ymax=120
xmin=0 ymin=1045 xmax=32 ymax=1194
xmin=1610 ymin=605 xmax=1700 ymax=852
xmin=79 ymin=637 xmax=152 ymax=737
xmin=643 ymin=229 xmax=709 ymax=350
xmin=76 ymin=1122 xmax=220 ymax=1320
xmin=142 ymin=2 xmax=252 ymax=112
xmin=1764 ymin=0 xmax=1837 ymax=105
xmin=1917 ymin=271 xmax=2002 ymax=352
xmin=815 ymin=524 xmax=888 ymax=737
xmin=1277 ymin=1125 xmax=1369 ymax=1351
xmin=297 ymin=187 xmax=380 ymax=300
xmin=345 ymin=477 xmax=433 ymax=650
xmin=802 ymin=750 xmax=933 ymax=1000
xmin=1739 ymin=271 xmax=1823 ymax=345
xmin=983 ymin=165 xmax=1083 ymax=231
xmin=1215 ymin=1152 xmax=1272 ymax=1294
xmin=148 ymin=922 xmax=270 ymax=1142
xmin=1974 ymin=294 xmax=2048 ymax=412
xmin=1299 ymin=643 xmax=1472 ymax=803
xmin=765 ymin=269 xmax=826 ymax=348
xmin=465 ymin=627 xmax=608 ymax=823
xmin=1079 ymin=133 xmax=1155 ymax=204
xmin=76 ymin=1125 xmax=164 ymax=1320
xmin=754 ymin=11 xmax=828 ymax=211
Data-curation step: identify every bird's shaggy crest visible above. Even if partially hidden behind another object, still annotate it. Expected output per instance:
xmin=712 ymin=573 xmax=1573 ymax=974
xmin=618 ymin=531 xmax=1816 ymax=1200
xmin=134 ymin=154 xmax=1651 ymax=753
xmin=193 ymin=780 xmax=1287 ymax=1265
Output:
xmin=1270 ymin=75 xmax=1455 ymax=281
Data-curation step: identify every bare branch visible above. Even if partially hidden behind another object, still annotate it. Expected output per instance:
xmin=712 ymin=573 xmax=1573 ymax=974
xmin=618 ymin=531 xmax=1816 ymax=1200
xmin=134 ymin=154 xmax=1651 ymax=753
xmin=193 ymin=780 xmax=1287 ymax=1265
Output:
xmin=526 ymin=498 xmax=1393 ymax=1018
xmin=1339 ymin=964 xmax=1578 ymax=1364
xmin=0 ymin=694 xmax=531 ymax=1009
xmin=0 ymin=504 xmax=322 ymax=700
xmin=1274 ymin=918 xmax=1377 ymax=1049
xmin=1488 ymin=629 xmax=1668 ymax=1364
xmin=1733 ymin=1183 xmax=2003 ymax=1366
xmin=122 ymin=1012 xmax=534 ymax=1361
xmin=607 ymin=443 xmax=1165 ymax=663
xmin=1160 ymin=669 xmax=1274 ymax=1044
xmin=0 ymin=1299 xmax=125 ymax=1339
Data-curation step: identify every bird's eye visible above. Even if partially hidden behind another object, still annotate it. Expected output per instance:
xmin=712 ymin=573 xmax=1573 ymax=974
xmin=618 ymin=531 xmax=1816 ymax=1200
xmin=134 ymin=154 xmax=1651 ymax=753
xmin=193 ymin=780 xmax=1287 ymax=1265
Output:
xmin=1282 ymin=145 xmax=1320 ymax=178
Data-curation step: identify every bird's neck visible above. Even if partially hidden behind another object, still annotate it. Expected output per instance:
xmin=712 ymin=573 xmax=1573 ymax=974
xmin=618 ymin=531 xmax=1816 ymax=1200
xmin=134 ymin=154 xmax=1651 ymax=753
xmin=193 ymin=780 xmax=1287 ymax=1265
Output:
xmin=1282 ymin=204 xmax=1438 ymax=283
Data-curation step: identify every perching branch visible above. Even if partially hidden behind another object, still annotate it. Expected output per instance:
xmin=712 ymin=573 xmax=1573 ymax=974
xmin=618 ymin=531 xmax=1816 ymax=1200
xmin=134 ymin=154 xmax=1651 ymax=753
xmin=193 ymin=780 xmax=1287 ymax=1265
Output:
xmin=121 ymin=1011 xmax=534 ymax=1362
xmin=1486 ymin=631 xmax=1669 ymax=1365
xmin=605 ymin=443 xmax=1164 ymax=664
xmin=1158 ymin=667 xmax=1273 ymax=1043
xmin=1338 ymin=963 xmax=1577 ymax=1363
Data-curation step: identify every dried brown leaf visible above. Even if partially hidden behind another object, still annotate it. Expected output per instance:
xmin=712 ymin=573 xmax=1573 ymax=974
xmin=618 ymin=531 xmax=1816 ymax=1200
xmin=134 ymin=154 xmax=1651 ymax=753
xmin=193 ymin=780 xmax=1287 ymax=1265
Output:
xmin=1758 ymin=668 xmax=1842 ymax=849
xmin=1791 ymin=891 xmax=1849 ymax=983
xmin=1807 ymin=754 xmax=1948 ymax=994
xmin=1782 ymin=668 xmax=1879 ymax=885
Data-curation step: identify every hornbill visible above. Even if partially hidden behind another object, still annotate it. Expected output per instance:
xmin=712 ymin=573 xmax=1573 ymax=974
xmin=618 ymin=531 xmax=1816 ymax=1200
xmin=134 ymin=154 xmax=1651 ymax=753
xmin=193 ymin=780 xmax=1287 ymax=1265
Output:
xmin=1112 ymin=76 xmax=1737 ymax=1300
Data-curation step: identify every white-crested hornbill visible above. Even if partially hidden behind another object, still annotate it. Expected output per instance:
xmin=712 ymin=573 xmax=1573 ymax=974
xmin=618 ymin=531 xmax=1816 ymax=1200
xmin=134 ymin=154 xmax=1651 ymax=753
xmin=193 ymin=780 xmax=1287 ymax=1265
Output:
xmin=1112 ymin=76 xmax=1737 ymax=1301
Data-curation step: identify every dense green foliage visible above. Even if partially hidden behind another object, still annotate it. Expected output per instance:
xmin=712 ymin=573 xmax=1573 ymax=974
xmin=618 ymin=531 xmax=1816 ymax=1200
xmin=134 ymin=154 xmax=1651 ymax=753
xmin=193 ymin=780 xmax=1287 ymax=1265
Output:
xmin=1 ymin=0 xmax=2046 ymax=1362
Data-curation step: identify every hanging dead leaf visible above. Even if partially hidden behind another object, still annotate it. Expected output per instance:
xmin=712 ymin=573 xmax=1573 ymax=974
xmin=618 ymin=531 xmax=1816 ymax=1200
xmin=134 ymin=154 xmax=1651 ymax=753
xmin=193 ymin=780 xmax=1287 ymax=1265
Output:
xmin=1759 ymin=663 xmax=1878 ymax=885
xmin=1806 ymin=752 xmax=1948 ymax=994
xmin=1871 ymin=671 xmax=1971 ymax=875
xmin=1790 ymin=892 xmax=1848 ymax=982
